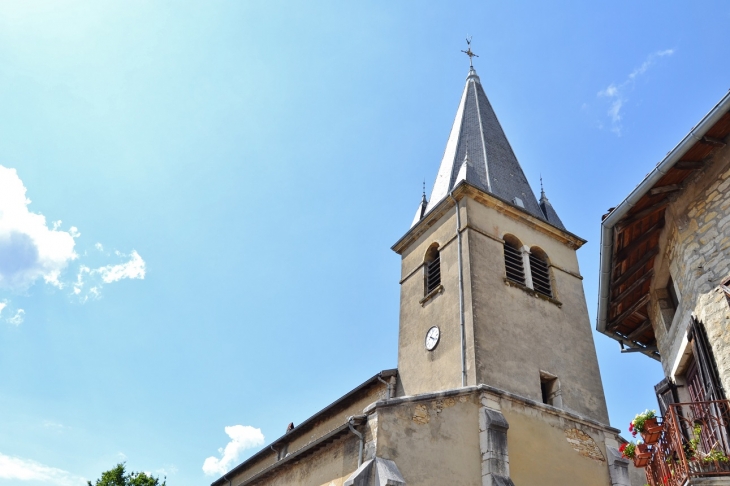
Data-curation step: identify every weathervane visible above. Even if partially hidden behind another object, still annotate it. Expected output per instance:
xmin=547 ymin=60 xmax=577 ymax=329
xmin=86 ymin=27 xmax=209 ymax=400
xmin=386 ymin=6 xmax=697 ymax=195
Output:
xmin=461 ymin=36 xmax=478 ymax=67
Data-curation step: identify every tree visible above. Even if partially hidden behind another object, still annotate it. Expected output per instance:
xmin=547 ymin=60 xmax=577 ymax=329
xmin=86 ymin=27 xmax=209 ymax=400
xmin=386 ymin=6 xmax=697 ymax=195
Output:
xmin=87 ymin=463 xmax=166 ymax=486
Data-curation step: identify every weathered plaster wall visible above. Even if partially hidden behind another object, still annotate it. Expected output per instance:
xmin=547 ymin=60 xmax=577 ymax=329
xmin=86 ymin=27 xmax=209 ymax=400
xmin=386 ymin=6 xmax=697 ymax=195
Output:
xmin=397 ymin=203 xmax=471 ymax=396
xmin=373 ymin=387 xmax=622 ymax=486
xmin=465 ymin=197 xmax=610 ymax=423
xmin=498 ymin=395 xmax=614 ymax=486
xmin=375 ymin=393 xmax=482 ymax=485
xmin=396 ymin=194 xmax=609 ymax=424
xmin=228 ymin=381 xmax=387 ymax=485
xmin=247 ymin=433 xmax=360 ymax=486
xmin=649 ymin=147 xmax=730 ymax=382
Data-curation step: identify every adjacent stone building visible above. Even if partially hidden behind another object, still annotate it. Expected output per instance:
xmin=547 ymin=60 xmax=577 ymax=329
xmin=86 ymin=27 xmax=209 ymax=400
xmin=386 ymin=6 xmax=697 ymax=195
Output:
xmin=212 ymin=63 xmax=634 ymax=486
xmin=597 ymin=91 xmax=730 ymax=486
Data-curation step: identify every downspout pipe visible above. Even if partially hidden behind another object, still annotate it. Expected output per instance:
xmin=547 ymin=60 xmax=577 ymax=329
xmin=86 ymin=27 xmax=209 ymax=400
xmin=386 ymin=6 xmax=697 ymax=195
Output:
xmin=597 ymin=90 xmax=730 ymax=335
xmin=448 ymin=191 xmax=467 ymax=387
xmin=376 ymin=374 xmax=393 ymax=399
xmin=347 ymin=415 xmax=366 ymax=467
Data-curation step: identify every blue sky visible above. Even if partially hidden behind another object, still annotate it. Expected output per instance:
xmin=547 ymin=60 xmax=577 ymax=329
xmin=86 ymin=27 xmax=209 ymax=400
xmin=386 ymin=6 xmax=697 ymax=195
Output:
xmin=0 ymin=1 xmax=728 ymax=484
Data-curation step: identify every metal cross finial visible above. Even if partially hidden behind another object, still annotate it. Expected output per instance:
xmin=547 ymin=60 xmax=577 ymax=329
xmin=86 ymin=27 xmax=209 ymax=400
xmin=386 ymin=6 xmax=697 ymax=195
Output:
xmin=461 ymin=36 xmax=479 ymax=67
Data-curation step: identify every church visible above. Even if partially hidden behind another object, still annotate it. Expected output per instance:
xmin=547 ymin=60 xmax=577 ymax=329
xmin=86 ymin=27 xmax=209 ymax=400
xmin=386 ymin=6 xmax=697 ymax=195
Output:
xmin=210 ymin=54 xmax=637 ymax=486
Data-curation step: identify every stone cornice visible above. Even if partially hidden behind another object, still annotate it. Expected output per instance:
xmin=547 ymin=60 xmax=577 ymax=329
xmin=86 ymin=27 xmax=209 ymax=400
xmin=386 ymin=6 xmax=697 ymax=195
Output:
xmin=391 ymin=182 xmax=586 ymax=255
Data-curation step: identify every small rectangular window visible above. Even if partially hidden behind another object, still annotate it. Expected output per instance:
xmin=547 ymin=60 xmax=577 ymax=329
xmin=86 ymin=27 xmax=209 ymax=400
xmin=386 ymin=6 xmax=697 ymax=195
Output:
xmin=540 ymin=372 xmax=562 ymax=408
xmin=667 ymin=277 xmax=679 ymax=310
xmin=540 ymin=378 xmax=552 ymax=404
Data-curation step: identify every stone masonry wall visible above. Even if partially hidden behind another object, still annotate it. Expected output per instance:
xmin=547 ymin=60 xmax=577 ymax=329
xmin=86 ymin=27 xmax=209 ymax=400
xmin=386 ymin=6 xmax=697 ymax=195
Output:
xmin=651 ymin=145 xmax=730 ymax=382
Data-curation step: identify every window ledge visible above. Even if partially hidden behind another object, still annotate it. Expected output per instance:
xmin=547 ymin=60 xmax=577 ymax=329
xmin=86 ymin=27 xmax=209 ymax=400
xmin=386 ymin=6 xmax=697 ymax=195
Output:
xmin=420 ymin=285 xmax=444 ymax=306
xmin=504 ymin=278 xmax=562 ymax=308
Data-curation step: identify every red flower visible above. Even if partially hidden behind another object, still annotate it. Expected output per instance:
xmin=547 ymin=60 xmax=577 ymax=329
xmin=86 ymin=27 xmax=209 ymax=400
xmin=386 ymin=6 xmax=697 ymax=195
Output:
xmin=629 ymin=423 xmax=634 ymax=431
xmin=619 ymin=443 xmax=627 ymax=452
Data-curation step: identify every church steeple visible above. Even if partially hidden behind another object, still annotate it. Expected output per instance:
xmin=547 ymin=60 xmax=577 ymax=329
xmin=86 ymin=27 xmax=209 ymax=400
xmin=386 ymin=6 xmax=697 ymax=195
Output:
xmin=393 ymin=50 xmax=607 ymax=426
xmin=415 ymin=64 xmax=565 ymax=230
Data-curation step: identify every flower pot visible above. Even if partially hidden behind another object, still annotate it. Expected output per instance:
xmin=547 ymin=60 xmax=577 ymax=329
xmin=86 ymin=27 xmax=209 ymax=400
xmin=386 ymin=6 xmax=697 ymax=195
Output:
xmin=641 ymin=417 xmax=663 ymax=445
xmin=633 ymin=443 xmax=652 ymax=468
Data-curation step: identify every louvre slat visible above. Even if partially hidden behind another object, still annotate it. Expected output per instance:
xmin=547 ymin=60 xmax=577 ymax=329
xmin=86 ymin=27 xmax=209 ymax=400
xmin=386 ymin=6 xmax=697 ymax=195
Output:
xmin=426 ymin=253 xmax=441 ymax=294
xmin=505 ymin=242 xmax=525 ymax=285
xmin=529 ymin=254 xmax=552 ymax=297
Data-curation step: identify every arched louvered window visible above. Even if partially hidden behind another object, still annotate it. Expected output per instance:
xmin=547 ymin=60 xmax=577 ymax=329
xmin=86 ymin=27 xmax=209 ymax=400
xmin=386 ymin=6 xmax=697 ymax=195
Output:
xmin=529 ymin=247 xmax=552 ymax=297
xmin=503 ymin=236 xmax=525 ymax=285
xmin=424 ymin=244 xmax=441 ymax=295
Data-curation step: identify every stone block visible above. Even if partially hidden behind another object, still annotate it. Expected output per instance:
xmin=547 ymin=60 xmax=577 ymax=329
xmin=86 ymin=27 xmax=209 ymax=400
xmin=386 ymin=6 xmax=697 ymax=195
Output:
xmin=344 ymin=457 xmax=406 ymax=486
xmin=699 ymin=221 xmax=714 ymax=235
xmin=719 ymin=178 xmax=730 ymax=192
xmin=700 ymin=228 xmax=719 ymax=245
xmin=482 ymin=473 xmax=515 ymax=486
xmin=718 ymin=213 xmax=730 ymax=229
xmin=480 ymin=407 xmax=512 ymax=482
xmin=606 ymin=446 xmax=631 ymax=486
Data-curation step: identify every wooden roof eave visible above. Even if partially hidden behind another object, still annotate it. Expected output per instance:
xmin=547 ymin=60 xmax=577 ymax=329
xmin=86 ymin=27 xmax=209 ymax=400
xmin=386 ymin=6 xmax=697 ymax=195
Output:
xmin=596 ymin=91 xmax=730 ymax=358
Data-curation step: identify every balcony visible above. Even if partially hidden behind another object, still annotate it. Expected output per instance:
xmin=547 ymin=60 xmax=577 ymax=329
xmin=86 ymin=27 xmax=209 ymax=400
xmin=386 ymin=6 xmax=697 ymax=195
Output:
xmin=644 ymin=401 xmax=730 ymax=486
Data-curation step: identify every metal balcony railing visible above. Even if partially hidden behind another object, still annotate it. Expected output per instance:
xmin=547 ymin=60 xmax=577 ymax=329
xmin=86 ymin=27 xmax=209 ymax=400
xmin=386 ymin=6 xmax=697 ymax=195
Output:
xmin=644 ymin=401 xmax=730 ymax=486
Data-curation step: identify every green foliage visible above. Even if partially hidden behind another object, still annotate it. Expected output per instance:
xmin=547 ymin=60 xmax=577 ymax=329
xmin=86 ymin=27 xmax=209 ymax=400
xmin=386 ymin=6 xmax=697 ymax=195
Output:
xmin=703 ymin=448 xmax=729 ymax=463
xmin=87 ymin=463 xmax=166 ymax=486
xmin=631 ymin=409 xmax=657 ymax=433
xmin=684 ymin=425 xmax=729 ymax=463
xmin=620 ymin=441 xmax=637 ymax=459
xmin=687 ymin=424 xmax=702 ymax=459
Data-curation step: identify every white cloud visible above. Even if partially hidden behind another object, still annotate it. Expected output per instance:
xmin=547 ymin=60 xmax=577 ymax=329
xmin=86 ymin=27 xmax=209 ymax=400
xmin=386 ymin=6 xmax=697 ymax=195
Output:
xmin=73 ymin=251 xmax=146 ymax=302
xmin=0 ymin=452 xmax=86 ymax=486
xmin=155 ymin=465 xmax=178 ymax=476
xmin=597 ymin=49 xmax=674 ymax=135
xmin=96 ymin=251 xmax=145 ymax=283
xmin=0 ymin=300 xmax=24 ymax=325
xmin=41 ymin=420 xmax=69 ymax=432
xmin=0 ymin=165 xmax=147 ymax=312
xmin=203 ymin=425 xmax=265 ymax=476
xmin=7 ymin=308 xmax=25 ymax=326
xmin=0 ymin=166 xmax=78 ymax=290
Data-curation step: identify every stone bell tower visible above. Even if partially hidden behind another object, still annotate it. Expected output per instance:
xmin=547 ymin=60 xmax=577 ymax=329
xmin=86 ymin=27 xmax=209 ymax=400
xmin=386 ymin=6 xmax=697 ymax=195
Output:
xmin=391 ymin=64 xmax=609 ymax=424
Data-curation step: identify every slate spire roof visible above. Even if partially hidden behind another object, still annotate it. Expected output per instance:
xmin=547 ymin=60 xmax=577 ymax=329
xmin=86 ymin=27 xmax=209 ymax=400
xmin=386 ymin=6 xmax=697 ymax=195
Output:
xmin=539 ymin=180 xmax=565 ymax=229
xmin=413 ymin=66 xmax=565 ymax=231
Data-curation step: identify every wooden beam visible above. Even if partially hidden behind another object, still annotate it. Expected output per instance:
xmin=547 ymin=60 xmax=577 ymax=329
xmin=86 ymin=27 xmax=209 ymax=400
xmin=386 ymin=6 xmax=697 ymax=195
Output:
xmin=621 ymin=345 xmax=658 ymax=354
xmin=616 ymin=199 xmax=668 ymax=231
xmin=615 ymin=219 xmax=665 ymax=261
xmin=608 ymin=293 xmax=651 ymax=329
xmin=612 ymin=247 xmax=659 ymax=287
xmin=612 ymin=333 xmax=660 ymax=360
xmin=674 ymin=161 xmax=705 ymax=170
xmin=650 ymin=184 xmax=681 ymax=195
xmin=611 ymin=269 xmax=654 ymax=306
xmin=627 ymin=319 xmax=653 ymax=340
xmin=701 ymin=136 xmax=726 ymax=147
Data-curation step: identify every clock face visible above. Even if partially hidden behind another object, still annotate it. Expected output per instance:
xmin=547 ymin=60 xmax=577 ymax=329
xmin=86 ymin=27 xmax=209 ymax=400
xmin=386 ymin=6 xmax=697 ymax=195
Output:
xmin=425 ymin=326 xmax=440 ymax=351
